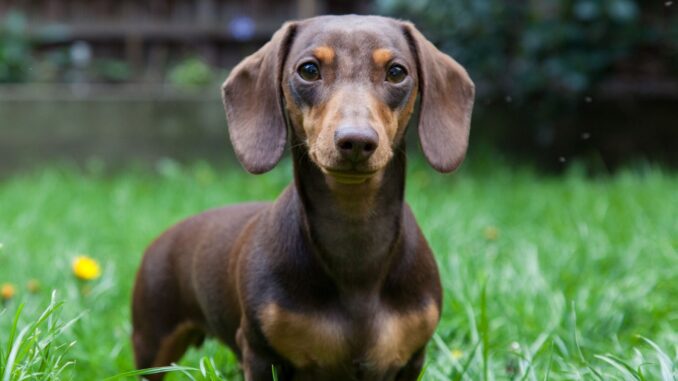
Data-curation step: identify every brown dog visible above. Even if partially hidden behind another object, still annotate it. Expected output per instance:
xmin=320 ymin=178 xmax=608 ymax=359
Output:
xmin=132 ymin=15 xmax=474 ymax=381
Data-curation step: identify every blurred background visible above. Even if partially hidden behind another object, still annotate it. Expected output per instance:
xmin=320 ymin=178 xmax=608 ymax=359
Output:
xmin=1 ymin=0 xmax=676 ymax=174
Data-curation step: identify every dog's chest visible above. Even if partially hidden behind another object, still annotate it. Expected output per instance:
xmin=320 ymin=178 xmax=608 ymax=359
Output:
xmin=259 ymin=301 xmax=439 ymax=372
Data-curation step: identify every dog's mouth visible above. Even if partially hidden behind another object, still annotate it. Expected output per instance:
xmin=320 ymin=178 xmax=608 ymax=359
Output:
xmin=321 ymin=168 xmax=378 ymax=184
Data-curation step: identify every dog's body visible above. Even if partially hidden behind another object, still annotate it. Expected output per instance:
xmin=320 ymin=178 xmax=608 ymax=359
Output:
xmin=132 ymin=15 xmax=474 ymax=381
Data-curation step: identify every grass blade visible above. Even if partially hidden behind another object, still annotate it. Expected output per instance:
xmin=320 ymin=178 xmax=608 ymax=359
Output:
xmin=480 ymin=281 xmax=489 ymax=381
xmin=416 ymin=363 xmax=429 ymax=381
xmin=104 ymin=365 xmax=199 ymax=380
xmin=595 ymin=354 xmax=642 ymax=380
xmin=2 ymin=326 xmax=30 ymax=381
xmin=638 ymin=336 xmax=675 ymax=381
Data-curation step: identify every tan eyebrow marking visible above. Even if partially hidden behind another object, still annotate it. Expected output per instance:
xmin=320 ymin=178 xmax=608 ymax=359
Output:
xmin=372 ymin=48 xmax=393 ymax=67
xmin=313 ymin=46 xmax=335 ymax=64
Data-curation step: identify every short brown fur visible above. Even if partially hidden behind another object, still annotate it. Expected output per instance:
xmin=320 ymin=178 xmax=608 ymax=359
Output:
xmin=132 ymin=15 xmax=474 ymax=381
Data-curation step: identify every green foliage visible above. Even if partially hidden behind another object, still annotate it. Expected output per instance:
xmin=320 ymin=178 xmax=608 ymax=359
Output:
xmin=0 ymin=292 xmax=76 ymax=380
xmin=0 ymin=159 xmax=677 ymax=379
xmin=168 ymin=57 xmax=214 ymax=88
xmin=0 ymin=11 xmax=32 ymax=83
xmin=377 ymin=0 xmax=675 ymax=100
xmin=93 ymin=59 xmax=132 ymax=83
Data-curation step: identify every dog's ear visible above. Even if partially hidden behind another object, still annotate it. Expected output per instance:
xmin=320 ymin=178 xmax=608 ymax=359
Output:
xmin=402 ymin=22 xmax=475 ymax=173
xmin=222 ymin=22 xmax=297 ymax=174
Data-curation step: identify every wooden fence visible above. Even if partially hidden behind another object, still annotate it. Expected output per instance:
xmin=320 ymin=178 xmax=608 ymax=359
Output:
xmin=1 ymin=0 xmax=368 ymax=79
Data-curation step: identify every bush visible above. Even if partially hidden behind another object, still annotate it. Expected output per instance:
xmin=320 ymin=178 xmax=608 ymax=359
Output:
xmin=377 ymin=0 xmax=676 ymax=101
xmin=168 ymin=57 xmax=214 ymax=88
xmin=0 ymin=11 xmax=32 ymax=83
xmin=377 ymin=0 xmax=678 ymax=168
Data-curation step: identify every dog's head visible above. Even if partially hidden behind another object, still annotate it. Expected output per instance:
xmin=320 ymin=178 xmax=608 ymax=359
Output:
xmin=222 ymin=15 xmax=475 ymax=183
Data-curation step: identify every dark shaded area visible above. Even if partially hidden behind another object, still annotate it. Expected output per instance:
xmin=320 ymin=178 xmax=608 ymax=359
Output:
xmin=471 ymin=97 xmax=677 ymax=171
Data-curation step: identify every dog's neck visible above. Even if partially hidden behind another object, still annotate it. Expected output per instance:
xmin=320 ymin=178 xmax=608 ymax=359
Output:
xmin=291 ymin=135 xmax=406 ymax=293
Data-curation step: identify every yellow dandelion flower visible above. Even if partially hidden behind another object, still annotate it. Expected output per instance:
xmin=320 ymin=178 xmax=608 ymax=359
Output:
xmin=483 ymin=226 xmax=499 ymax=241
xmin=72 ymin=256 xmax=101 ymax=281
xmin=1 ymin=283 xmax=16 ymax=300
xmin=451 ymin=349 xmax=463 ymax=360
xmin=27 ymin=279 xmax=41 ymax=294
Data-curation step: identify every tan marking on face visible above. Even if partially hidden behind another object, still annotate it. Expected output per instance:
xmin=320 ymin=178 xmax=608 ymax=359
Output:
xmin=282 ymin=85 xmax=307 ymax=138
xmin=305 ymin=93 xmax=341 ymax=167
xmin=260 ymin=303 xmax=349 ymax=368
xmin=314 ymin=46 xmax=335 ymax=65
xmin=370 ymin=94 xmax=398 ymax=144
xmin=372 ymin=48 xmax=393 ymax=67
xmin=398 ymin=83 xmax=418 ymax=130
xmin=367 ymin=302 xmax=439 ymax=369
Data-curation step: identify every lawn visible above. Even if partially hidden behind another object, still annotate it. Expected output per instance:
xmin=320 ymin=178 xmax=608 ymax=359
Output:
xmin=0 ymin=158 xmax=676 ymax=380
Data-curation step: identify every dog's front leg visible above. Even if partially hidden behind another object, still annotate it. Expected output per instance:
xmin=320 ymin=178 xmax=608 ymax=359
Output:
xmin=241 ymin=350 xmax=275 ymax=381
xmin=395 ymin=349 xmax=426 ymax=381
xmin=237 ymin=325 xmax=288 ymax=381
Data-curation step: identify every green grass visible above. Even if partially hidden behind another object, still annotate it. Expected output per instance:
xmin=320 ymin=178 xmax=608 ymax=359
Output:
xmin=0 ymin=158 xmax=676 ymax=380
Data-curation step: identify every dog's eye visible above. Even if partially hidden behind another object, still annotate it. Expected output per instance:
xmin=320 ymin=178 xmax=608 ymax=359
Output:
xmin=298 ymin=62 xmax=321 ymax=81
xmin=386 ymin=64 xmax=407 ymax=83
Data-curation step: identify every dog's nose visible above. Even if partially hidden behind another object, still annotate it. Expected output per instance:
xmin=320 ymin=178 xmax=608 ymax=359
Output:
xmin=334 ymin=127 xmax=379 ymax=163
